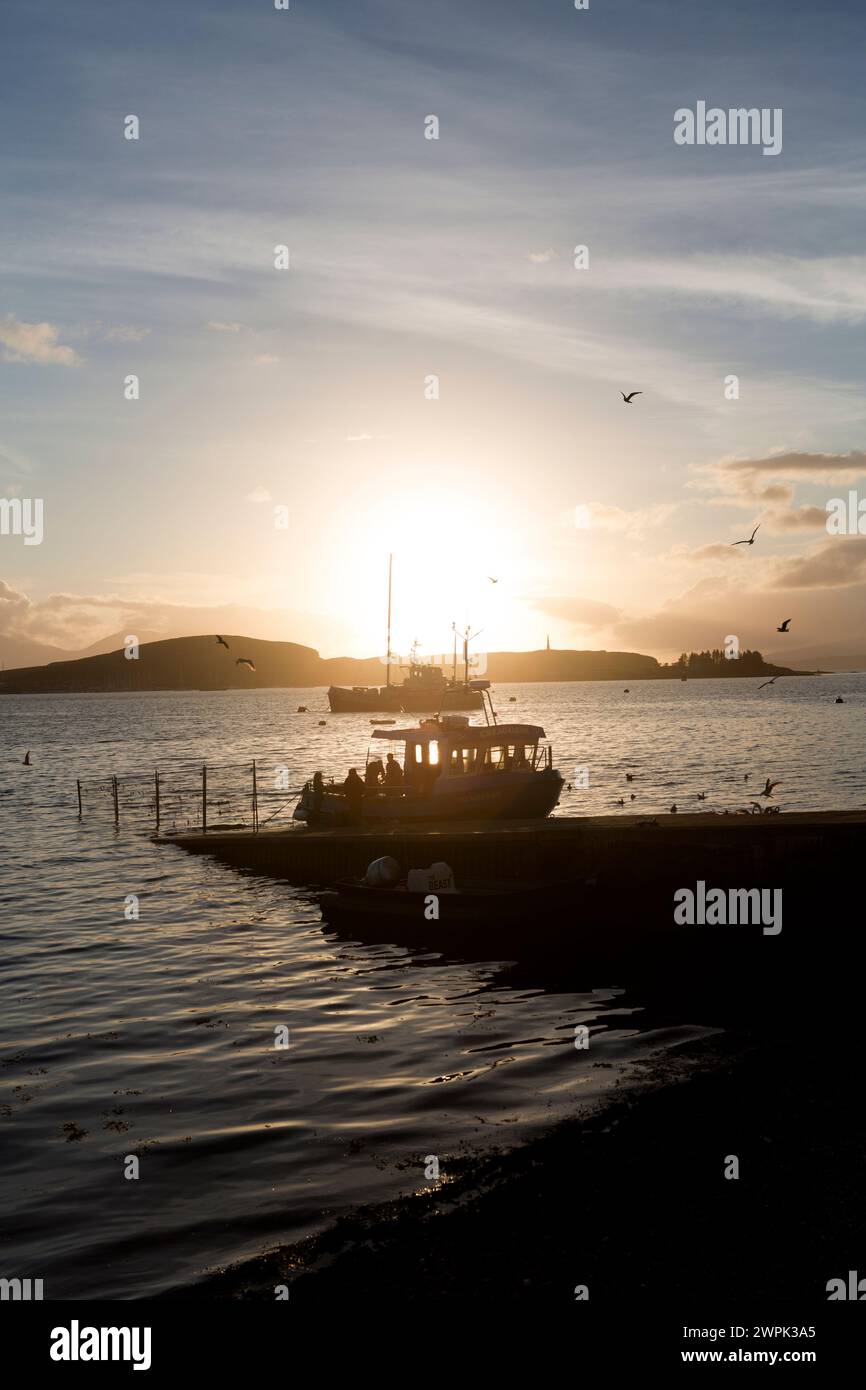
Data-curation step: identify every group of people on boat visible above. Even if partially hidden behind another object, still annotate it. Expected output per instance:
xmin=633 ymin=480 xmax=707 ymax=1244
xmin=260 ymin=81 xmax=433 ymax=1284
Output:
xmin=310 ymin=754 xmax=407 ymax=824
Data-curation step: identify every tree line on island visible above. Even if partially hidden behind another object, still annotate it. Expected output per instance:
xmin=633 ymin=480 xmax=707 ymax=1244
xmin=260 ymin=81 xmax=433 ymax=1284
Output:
xmin=662 ymin=649 xmax=782 ymax=678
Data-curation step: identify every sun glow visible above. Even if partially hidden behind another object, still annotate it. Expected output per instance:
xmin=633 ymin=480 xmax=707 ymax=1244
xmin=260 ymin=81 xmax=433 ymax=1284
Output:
xmin=318 ymin=486 xmax=527 ymax=660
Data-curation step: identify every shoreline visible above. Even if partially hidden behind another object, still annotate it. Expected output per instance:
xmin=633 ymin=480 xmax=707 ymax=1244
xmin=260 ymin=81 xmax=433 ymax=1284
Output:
xmin=164 ymin=1015 xmax=866 ymax=1304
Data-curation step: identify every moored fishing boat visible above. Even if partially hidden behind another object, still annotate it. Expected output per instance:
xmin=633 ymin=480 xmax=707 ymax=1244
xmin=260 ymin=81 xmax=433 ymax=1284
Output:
xmin=328 ymin=657 xmax=488 ymax=713
xmin=327 ymin=557 xmax=487 ymax=713
xmin=293 ymin=705 xmax=564 ymax=826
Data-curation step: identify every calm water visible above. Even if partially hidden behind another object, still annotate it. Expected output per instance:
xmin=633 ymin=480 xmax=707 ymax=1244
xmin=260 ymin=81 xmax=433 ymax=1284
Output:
xmin=1 ymin=675 xmax=863 ymax=1299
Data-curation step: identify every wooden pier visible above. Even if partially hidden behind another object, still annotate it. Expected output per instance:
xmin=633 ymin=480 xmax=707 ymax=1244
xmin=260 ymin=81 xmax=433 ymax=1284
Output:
xmin=161 ymin=810 xmax=865 ymax=927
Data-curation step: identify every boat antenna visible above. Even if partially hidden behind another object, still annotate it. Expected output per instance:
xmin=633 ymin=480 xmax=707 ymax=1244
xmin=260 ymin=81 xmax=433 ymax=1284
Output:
xmin=385 ymin=553 xmax=393 ymax=689
xmin=451 ymin=622 xmax=457 ymax=683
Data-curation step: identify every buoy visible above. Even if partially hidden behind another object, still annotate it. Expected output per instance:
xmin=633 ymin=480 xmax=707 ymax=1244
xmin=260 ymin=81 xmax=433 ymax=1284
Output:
xmin=318 ymin=720 xmax=326 ymax=725
xmin=835 ymin=697 xmax=844 ymax=704
xmin=297 ymin=706 xmax=307 ymax=713
xmin=364 ymin=856 xmax=401 ymax=887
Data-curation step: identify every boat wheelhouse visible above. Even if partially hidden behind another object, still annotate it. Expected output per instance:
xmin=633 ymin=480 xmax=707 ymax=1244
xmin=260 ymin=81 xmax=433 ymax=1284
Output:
xmin=294 ymin=712 xmax=564 ymax=825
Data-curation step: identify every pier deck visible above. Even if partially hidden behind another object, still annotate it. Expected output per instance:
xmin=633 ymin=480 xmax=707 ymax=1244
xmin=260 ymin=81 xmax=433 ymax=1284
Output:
xmin=161 ymin=808 xmax=865 ymax=894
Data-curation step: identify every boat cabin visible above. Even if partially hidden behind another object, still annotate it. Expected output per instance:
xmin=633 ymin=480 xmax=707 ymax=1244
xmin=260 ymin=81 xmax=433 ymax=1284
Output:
xmin=372 ymin=716 xmax=552 ymax=783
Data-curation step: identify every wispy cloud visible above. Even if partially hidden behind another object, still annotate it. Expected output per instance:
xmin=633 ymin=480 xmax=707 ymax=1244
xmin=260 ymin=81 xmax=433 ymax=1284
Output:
xmin=771 ymin=536 xmax=866 ymax=589
xmin=0 ymin=314 xmax=80 ymax=365
xmin=573 ymin=501 xmax=679 ymax=536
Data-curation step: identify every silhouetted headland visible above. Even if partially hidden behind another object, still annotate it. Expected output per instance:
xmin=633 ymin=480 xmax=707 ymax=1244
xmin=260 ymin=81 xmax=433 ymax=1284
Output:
xmin=0 ymin=635 xmax=801 ymax=694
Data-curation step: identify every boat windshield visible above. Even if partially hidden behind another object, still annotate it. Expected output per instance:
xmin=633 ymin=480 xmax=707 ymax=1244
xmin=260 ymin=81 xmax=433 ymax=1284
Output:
xmin=446 ymin=741 xmax=541 ymax=774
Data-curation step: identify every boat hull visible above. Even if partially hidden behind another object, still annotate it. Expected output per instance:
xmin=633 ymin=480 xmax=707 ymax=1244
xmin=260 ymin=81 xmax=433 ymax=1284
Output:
xmin=294 ymin=769 xmax=564 ymax=825
xmin=320 ymin=877 xmax=574 ymax=926
xmin=328 ymin=683 xmax=484 ymax=713
xmin=327 ymin=685 xmax=402 ymax=713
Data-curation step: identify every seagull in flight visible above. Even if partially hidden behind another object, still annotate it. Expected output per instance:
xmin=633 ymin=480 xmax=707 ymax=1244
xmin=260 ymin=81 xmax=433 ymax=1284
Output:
xmin=776 ymin=619 xmax=792 ymax=633
xmin=235 ymin=657 xmax=256 ymax=672
xmin=215 ymin=635 xmax=230 ymax=649
xmin=620 ymin=391 xmax=642 ymax=404
xmin=487 ymin=576 xmax=498 ymax=584
xmin=758 ymin=675 xmax=780 ymax=691
xmin=761 ymin=778 xmax=781 ymax=798
xmin=732 ymin=524 xmax=761 ymax=546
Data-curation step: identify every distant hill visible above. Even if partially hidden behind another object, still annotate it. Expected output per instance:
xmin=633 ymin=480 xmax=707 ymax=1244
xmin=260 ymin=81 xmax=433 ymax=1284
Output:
xmin=764 ymin=643 xmax=866 ymax=672
xmin=0 ymin=634 xmax=74 ymax=669
xmin=485 ymin=649 xmax=661 ymax=681
xmin=0 ymin=636 xmax=798 ymax=694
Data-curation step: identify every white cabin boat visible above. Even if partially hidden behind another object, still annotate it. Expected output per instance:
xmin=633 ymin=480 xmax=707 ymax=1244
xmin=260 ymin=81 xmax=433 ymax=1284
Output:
xmin=293 ymin=711 xmax=564 ymax=825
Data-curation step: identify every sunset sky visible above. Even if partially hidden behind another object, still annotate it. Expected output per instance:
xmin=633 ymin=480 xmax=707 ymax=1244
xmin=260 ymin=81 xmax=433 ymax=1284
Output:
xmin=2 ymin=0 xmax=866 ymax=667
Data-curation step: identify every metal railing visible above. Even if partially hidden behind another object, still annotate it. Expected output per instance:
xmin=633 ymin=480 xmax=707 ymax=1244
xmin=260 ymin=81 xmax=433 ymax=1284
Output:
xmin=75 ymin=761 xmax=303 ymax=836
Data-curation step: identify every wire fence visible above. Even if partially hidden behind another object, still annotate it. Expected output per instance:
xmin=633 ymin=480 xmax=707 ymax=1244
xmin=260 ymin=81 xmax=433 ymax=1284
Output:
xmin=75 ymin=760 xmax=303 ymax=836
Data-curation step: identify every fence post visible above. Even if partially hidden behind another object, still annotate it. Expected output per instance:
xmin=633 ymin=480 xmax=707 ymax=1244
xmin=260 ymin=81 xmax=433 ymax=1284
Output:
xmin=202 ymin=764 xmax=207 ymax=834
xmin=112 ymin=775 xmax=119 ymax=824
xmin=154 ymin=770 xmax=160 ymax=832
xmin=252 ymin=760 xmax=259 ymax=833
xmin=76 ymin=779 xmax=82 ymax=818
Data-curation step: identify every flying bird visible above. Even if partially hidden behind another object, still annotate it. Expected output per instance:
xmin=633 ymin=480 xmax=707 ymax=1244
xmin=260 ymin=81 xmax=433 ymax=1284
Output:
xmin=732 ymin=524 xmax=761 ymax=547
xmin=776 ymin=619 xmax=792 ymax=633
xmin=761 ymin=778 xmax=781 ymax=798
xmin=236 ymin=658 xmax=256 ymax=672
xmin=758 ymin=675 xmax=780 ymax=691
xmin=215 ymin=635 xmax=230 ymax=649
xmin=697 ymin=792 xmax=707 ymax=801
xmin=620 ymin=391 xmax=642 ymax=404
xmin=487 ymin=576 xmax=499 ymax=584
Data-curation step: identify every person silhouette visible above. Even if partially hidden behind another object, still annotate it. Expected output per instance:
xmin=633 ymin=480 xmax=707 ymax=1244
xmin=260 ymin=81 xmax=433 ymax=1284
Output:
xmin=384 ymin=753 xmax=404 ymax=785
xmin=343 ymin=767 xmax=364 ymax=823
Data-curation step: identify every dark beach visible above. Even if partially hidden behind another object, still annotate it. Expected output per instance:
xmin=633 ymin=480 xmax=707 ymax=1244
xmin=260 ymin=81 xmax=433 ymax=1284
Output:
xmin=167 ymin=893 xmax=866 ymax=1307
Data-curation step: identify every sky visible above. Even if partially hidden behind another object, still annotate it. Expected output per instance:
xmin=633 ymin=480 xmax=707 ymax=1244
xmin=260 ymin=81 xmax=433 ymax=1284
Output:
xmin=2 ymin=0 xmax=866 ymax=666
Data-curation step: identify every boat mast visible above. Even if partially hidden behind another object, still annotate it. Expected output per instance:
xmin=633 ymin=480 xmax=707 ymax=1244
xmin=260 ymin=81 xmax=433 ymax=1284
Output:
xmin=462 ymin=625 xmax=482 ymax=686
xmin=385 ymin=553 xmax=393 ymax=689
xmin=451 ymin=622 xmax=457 ymax=682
